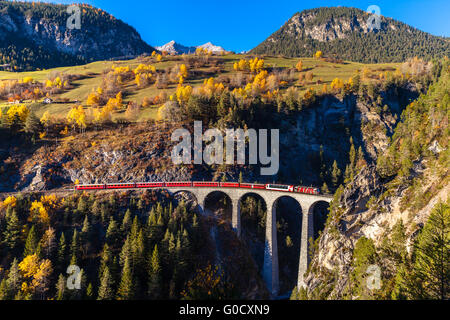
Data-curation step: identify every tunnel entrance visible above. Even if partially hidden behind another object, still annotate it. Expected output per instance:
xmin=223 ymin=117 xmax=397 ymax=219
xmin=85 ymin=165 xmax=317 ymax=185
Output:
xmin=239 ymin=193 xmax=267 ymax=274
xmin=274 ymin=196 xmax=302 ymax=295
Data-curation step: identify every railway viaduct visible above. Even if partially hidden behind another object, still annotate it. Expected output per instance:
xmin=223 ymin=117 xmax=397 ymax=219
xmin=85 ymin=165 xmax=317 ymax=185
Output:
xmin=162 ymin=186 xmax=332 ymax=297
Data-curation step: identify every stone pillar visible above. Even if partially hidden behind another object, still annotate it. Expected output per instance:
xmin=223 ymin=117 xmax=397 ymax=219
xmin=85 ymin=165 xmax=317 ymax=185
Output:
xmin=231 ymin=197 xmax=241 ymax=237
xmin=263 ymin=199 xmax=279 ymax=296
xmin=298 ymin=202 xmax=314 ymax=289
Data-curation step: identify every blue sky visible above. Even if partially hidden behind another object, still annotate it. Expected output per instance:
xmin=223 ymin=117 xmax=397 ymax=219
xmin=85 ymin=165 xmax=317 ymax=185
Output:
xmin=26 ymin=0 xmax=450 ymax=52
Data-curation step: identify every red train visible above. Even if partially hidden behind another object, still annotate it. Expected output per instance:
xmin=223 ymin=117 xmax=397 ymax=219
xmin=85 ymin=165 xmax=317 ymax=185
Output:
xmin=75 ymin=181 xmax=320 ymax=195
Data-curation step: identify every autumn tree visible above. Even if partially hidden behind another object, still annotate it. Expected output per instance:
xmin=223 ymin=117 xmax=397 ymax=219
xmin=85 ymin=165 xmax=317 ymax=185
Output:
xmin=295 ymin=60 xmax=303 ymax=72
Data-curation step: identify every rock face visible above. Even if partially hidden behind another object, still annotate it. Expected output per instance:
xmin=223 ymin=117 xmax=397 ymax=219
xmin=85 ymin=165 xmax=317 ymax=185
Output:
xmin=276 ymin=86 xmax=416 ymax=186
xmin=0 ymin=1 xmax=154 ymax=70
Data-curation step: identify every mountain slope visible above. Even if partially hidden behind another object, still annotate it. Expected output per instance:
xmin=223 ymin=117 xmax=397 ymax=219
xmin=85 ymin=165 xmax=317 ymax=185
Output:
xmin=251 ymin=7 xmax=450 ymax=63
xmin=156 ymin=40 xmax=196 ymax=55
xmin=0 ymin=1 xmax=154 ymax=71
xmin=156 ymin=40 xmax=226 ymax=55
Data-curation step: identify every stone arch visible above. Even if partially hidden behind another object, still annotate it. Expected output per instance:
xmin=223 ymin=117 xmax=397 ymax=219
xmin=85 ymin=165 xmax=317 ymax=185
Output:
xmin=271 ymin=195 xmax=303 ymax=295
xmin=171 ymin=190 xmax=200 ymax=213
xmin=203 ymin=190 xmax=233 ymax=222
xmin=238 ymin=192 xmax=268 ymax=272
xmin=308 ymin=200 xmax=331 ymax=240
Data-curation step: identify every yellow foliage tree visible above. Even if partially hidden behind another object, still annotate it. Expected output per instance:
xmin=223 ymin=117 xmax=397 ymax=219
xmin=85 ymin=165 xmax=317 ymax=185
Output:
xmin=7 ymin=105 xmax=30 ymax=124
xmin=67 ymin=105 xmax=87 ymax=131
xmin=295 ymin=60 xmax=303 ymax=72
xmin=176 ymin=85 xmax=193 ymax=104
xmin=19 ymin=254 xmax=40 ymax=278
xmin=87 ymin=92 xmax=100 ymax=106
xmin=1 ymin=195 xmax=17 ymax=209
xmin=330 ymin=78 xmax=344 ymax=91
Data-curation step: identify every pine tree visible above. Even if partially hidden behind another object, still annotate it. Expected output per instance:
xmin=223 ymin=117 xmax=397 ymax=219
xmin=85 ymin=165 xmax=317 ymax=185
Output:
xmin=6 ymin=258 xmax=21 ymax=298
xmin=106 ymin=217 xmax=119 ymax=246
xmin=81 ymin=215 xmax=91 ymax=237
xmin=331 ymin=160 xmax=341 ymax=188
xmin=148 ymin=245 xmax=162 ymax=299
xmin=24 ymin=111 xmax=41 ymax=140
xmin=3 ymin=209 xmax=21 ymax=251
xmin=132 ymin=229 xmax=145 ymax=276
xmin=321 ymin=182 xmax=330 ymax=194
xmin=57 ymin=232 xmax=67 ymax=268
xmin=55 ymin=274 xmax=66 ymax=300
xmin=116 ymin=257 xmax=134 ymax=300
xmin=119 ymin=235 xmax=132 ymax=268
xmin=412 ymin=202 xmax=449 ymax=299
xmin=86 ymin=283 xmax=94 ymax=300
xmin=349 ymin=137 xmax=356 ymax=172
xmin=98 ymin=243 xmax=112 ymax=283
xmin=24 ymin=225 xmax=38 ymax=257
xmin=0 ymin=279 xmax=7 ymax=300
xmin=70 ymin=229 xmax=80 ymax=264
xmin=121 ymin=209 xmax=132 ymax=232
xmin=97 ymin=267 xmax=114 ymax=300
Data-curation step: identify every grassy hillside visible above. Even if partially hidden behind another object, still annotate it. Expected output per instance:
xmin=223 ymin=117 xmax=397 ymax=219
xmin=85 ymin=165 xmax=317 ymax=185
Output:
xmin=0 ymin=54 xmax=400 ymax=120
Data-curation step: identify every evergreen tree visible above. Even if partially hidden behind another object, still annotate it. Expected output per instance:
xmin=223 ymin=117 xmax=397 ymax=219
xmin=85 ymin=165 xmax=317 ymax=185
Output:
xmin=24 ymin=111 xmax=41 ymax=140
xmin=70 ymin=229 xmax=80 ymax=264
xmin=23 ymin=225 xmax=38 ymax=257
xmin=3 ymin=209 xmax=21 ymax=251
xmin=6 ymin=258 xmax=21 ymax=298
xmin=412 ymin=202 xmax=449 ymax=299
xmin=0 ymin=279 xmax=7 ymax=300
xmin=116 ymin=257 xmax=134 ymax=300
xmin=119 ymin=235 xmax=132 ymax=268
xmin=106 ymin=217 xmax=119 ymax=247
xmin=97 ymin=267 xmax=114 ymax=300
xmin=148 ymin=245 xmax=162 ymax=299
xmin=86 ymin=283 xmax=94 ymax=300
xmin=121 ymin=209 xmax=132 ymax=233
xmin=57 ymin=232 xmax=67 ymax=268
xmin=98 ymin=243 xmax=112 ymax=284
xmin=55 ymin=274 xmax=66 ymax=300
xmin=331 ymin=160 xmax=341 ymax=188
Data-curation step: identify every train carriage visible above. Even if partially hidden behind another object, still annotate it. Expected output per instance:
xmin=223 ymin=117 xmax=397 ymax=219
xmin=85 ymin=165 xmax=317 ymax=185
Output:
xmin=75 ymin=184 xmax=105 ymax=190
xmin=165 ymin=181 xmax=193 ymax=187
xmin=106 ymin=183 xmax=136 ymax=189
xmin=193 ymin=181 xmax=219 ymax=187
xmin=265 ymin=184 xmax=294 ymax=192
xmin=136 ymin=182 xmax=165 ymax=188
xmin=220 ymin=182 xmax=240 ymax=188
